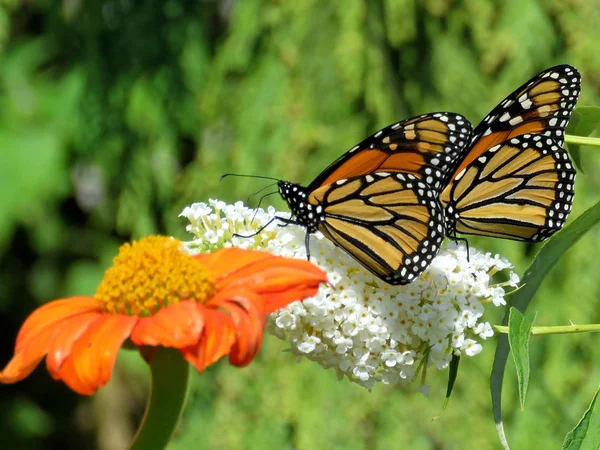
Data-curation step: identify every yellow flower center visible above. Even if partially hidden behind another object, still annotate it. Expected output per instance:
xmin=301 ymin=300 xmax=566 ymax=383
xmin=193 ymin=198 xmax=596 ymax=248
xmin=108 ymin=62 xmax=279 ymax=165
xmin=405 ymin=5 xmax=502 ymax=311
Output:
xmin=94 ymin=236 xmax=216 ymax=316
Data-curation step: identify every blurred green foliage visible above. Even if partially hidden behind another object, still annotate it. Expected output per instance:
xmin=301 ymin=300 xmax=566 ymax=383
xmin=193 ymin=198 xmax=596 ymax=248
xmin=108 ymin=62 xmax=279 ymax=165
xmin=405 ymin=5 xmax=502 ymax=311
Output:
xmin=1 ymin=1 xmax=600 ymax=449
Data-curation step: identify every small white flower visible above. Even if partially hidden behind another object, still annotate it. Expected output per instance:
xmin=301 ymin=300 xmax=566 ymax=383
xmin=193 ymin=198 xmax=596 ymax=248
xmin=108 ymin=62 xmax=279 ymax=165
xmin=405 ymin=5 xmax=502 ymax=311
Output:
xmin=341 ymin=319 xmax=360 ymax=337
xmin=451 ymin=332 xmax=465 ymax=349
xmin=474 ymin=322 xmax=494 ymax=339
xmin=335 ymin=338 xmax=353 ymax=354
xmin=430 ymin=336 xmax=449 ymax=354
xmin=490 ymin=287 xmax=507 ymax=306
xmin=381 ymin=349 xmax=401 ymax=367
xmin=399 ymin=350 xmax=415 ymax=365
xmin=461 ymin=339 xmax=483 ymax=356
xmin=298 ymin=335 xmax=321 ymax=353
xmin=275 ymin=311 xmax=297 ymax=330
xmin=411 ymin=318 xmax=430 ymax=340
xmin=182 ymin=199 xmax=514 ymax=390
xmin=353 ymin=364 xmax=372 ymax=382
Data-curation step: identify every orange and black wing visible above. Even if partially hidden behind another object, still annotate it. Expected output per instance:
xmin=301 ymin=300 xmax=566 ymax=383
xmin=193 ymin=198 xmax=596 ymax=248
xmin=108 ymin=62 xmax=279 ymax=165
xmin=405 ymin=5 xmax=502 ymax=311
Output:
xmin=308 ymin=172 xmax=446 ymax=284
xmin=450 ymin=64 xmax=581 ymax=177
xmin=307 ymin=113 xmax=472 ymax=193
xmin=442 ymin=134 xmax=575 ymax=241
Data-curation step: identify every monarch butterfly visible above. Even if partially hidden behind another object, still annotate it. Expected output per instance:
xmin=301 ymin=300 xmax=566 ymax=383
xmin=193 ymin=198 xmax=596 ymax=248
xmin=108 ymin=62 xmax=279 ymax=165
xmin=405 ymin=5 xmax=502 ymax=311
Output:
xmin=276 ymin=112 xmax=472 ymax=285
xmin=440 ymin=64 xmax=580 ymax=241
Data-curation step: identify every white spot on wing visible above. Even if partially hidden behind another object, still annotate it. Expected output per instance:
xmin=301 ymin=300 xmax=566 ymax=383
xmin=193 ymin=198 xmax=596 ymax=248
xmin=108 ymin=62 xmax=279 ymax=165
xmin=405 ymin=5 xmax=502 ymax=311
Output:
xmin=509 ymin=116 xmax=523 ymax=125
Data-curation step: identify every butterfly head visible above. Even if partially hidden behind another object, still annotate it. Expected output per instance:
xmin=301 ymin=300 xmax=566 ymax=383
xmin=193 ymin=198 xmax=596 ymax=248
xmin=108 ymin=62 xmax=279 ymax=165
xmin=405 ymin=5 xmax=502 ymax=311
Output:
xmin=278 ymin=181 xmax=323 ymax=233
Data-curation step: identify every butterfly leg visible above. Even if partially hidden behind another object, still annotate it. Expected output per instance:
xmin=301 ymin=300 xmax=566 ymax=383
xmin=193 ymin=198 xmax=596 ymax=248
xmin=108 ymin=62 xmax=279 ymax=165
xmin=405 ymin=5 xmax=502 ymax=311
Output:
xmin=275 ymin=216 xmax=297 ymax=228
xmin=463 ymin=238 xmax=470 ymax=262
xmin=304 ymin=232 xmax=311 ymax=261
xmin=233 ymin=216 xmax=294 ymax=239
xmin=448 ymin=233 xmax=471 ymax=262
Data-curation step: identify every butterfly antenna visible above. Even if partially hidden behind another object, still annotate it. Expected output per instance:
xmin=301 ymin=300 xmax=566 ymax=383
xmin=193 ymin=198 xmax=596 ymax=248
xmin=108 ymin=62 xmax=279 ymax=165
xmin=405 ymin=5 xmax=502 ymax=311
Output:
xmin=251 ymin=190 xmax=279 ymax=223
xmin=220 ymin=173 xmax=281 ymax=182
xmin=246 ymin=182 xmax=278 ymax=205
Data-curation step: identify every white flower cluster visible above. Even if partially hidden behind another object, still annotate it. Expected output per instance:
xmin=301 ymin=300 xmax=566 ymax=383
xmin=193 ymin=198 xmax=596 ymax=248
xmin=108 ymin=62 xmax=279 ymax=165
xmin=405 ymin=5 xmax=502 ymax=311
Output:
xmin=180 ymin=199 xmax=519 ymax=390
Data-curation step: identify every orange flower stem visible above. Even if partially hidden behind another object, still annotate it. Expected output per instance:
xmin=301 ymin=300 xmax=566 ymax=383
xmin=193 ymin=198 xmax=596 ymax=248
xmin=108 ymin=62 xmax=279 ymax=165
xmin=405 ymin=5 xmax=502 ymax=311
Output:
xmin=128 ymin=347 xmax=190 ymax=450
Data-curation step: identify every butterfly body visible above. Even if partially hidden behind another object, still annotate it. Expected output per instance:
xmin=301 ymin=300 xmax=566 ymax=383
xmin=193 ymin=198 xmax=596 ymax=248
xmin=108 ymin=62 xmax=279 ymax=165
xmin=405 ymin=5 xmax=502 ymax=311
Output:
xmin=278 ymin=181 xmax=323 ymax=233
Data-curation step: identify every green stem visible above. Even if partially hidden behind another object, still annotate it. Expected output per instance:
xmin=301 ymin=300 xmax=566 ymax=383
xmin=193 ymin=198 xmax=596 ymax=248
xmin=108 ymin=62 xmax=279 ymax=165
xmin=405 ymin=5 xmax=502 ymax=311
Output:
xmin=565 ymin=134 xmax=600 ymax=147
xmin=128 ymin=347 xmax=190 ymax=450
xmin=494 ymin=324 xmax=600 ymax=335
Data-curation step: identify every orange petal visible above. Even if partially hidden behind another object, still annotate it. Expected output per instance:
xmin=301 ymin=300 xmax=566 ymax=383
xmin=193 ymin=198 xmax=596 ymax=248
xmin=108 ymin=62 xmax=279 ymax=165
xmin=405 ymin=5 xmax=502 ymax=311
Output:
xmin=194 ymin=247 xmax=274 ymax=278
xmin=209 ymin=291 xmax=266 ymax=367
xmin=130 ymin=301 xmax=204 ymax=348
xmin=196 ymin=248 xmax=327 ymax=313
xmin=264 ymin=286 xmax=325 ymax=312
xmin=180 ymin=307 xmax=236 ymax=373
xmin=15 ymin=297 xmax=101 ymax=352
xmin=57 ymin=315 xmax=136 ymax=395
xmin=0 ymin=331 xmax=52 ymax=384
xmin=46 ymin=312 xmax=104 ymax=378
xmin=1 ymin=298 xmax=102 ymax=384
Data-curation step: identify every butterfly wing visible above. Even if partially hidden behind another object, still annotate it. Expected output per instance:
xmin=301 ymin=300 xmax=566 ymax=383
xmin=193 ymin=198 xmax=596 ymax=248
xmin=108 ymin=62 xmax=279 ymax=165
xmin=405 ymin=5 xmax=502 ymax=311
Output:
xmin=450 ymin=64 xmax=581 ymax=178
xmin=442 ymin=134 xmax=575 ymax=241
xmin=307 ymin=113 xmax=472 ymax=193
xmin=308 ymin=172 xmax=446 ymax=284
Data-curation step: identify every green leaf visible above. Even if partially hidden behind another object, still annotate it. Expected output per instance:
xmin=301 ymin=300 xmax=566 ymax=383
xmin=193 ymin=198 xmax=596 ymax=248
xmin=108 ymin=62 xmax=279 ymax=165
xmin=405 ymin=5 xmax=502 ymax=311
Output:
xmin=507 ymin=308 xmax=536 ymax=411
xmin=491 ymin=199 xmax=600 ymax=450
xmin=565 ymin=106 xmax=600 ymax=173
xmin=442 ymin=353 xmax=460 ymax=411
xmin=563 ymin=386 xmax=600 ymax=450
xmin=567 ymin=106 xmax=600 ymax=137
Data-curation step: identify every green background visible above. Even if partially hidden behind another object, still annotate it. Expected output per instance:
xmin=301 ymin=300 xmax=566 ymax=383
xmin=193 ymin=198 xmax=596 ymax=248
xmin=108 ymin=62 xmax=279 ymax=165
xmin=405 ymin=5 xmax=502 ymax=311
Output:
xmin=1 ymin=1 xmax=599 ymax=449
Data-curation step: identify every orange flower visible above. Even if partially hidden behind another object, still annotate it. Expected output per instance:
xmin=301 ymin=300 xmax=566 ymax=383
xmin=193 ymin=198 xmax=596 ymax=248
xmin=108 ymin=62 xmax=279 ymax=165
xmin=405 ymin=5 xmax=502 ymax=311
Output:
xmin=0 ymin=236 xmax=327 ymax=395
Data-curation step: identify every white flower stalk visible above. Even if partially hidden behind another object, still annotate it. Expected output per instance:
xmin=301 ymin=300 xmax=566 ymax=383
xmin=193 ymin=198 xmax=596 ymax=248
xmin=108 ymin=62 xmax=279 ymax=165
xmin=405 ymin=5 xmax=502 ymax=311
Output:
xmin=181 ymin=199 xmax=519 ymax=390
